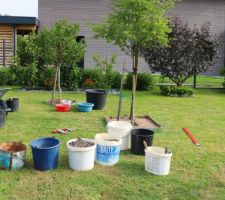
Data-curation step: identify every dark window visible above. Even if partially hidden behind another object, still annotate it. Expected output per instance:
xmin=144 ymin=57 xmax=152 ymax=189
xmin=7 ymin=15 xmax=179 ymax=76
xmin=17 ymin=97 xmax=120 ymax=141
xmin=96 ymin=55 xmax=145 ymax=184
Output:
xmin=76 ymin=36 xmax=85 ymax=68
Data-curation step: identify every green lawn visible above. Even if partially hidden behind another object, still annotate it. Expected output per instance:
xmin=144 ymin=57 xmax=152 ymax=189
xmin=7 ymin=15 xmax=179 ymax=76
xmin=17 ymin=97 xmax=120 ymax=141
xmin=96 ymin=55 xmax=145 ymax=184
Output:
xmin=0 ymin=88 xmax=225 ymax=200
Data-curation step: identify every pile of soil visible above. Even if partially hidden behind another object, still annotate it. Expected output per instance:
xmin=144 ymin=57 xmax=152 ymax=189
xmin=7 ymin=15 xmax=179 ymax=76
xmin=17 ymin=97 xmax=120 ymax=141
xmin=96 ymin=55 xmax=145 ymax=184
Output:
xmin=69 ymin=138 xmax=95 ymax=148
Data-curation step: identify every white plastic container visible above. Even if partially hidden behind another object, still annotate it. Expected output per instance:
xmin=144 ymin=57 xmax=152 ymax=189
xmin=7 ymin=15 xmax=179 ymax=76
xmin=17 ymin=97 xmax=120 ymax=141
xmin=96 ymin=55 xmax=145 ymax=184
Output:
xmin=61 ymin=99 xmax=72 ymax=106
xmin=106 ymin=121 xmax=133 ymax=150
xmin=145 ymin=147 xmax=172 ymax=176
xmin=95 ymin=133 xmax=122 ymax=166
xmin=67 ymin=138 xmax=96 ymax=171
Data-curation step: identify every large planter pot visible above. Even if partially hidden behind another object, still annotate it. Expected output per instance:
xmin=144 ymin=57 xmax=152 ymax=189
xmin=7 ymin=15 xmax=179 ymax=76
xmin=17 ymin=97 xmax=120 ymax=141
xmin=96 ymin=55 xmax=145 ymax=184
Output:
xmin=6 ymin=98 xmax=19 ymax=112
xmin=0 ymin=108 xmax=6 ymax=127
xmin=30 ymin=137 xmax=60 ymax=171
xmin=86 ymin=89 xmax=107 ymax=110
xmin=131 ymin=128 xmax=154 ymax=155
xmin=67 ymin=138 xmax=96 ymax=171
xmin=106 ymin=121 xmax=133 ymax=150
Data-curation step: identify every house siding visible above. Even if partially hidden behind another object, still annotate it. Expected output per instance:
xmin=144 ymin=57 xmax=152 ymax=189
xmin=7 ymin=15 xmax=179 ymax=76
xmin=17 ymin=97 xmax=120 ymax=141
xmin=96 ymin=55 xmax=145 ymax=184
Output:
xmin=38 ymin=0 xmax=225 ymax=75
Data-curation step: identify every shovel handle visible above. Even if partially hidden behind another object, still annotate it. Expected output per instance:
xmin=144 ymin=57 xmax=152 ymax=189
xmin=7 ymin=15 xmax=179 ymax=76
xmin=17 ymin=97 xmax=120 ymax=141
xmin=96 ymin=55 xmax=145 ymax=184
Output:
xmin=182 ymin=128 xmax=200 ymax=147
xmin=143 ymin=141 xmax=148 ymax=150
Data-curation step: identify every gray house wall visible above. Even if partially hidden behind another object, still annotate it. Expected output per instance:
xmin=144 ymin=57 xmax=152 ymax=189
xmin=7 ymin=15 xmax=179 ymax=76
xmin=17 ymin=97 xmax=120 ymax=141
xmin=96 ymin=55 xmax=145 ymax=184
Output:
xmin=38 ymin=0 xmax=225 ymax=75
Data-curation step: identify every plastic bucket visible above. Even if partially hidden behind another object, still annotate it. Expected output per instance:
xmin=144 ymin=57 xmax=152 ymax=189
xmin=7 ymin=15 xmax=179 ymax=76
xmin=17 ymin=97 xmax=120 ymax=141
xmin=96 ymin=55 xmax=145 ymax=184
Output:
xmin=131 ymin=128 xmax=154 ymax=155
xmin=67 ymin=138 xmax=96 ymax=171
xmin=30 ymin=137 xmax=60 ymax=171
xmin=86 ymin=89 xmax=107 ymax=110
xmin=77 ymin=102 xmax=94 ymax=112
xmin=61 ymin=99 xmax=72 ymax=106
xmin=95 ymin=133 xmax=122 ymax=166
xmin=0 ymin=108 xmax=6 ymax=128
xmin=6 ymin=98 xmax=19 ymax=112
xmin=106 ymin=121 xmax=133 ymax=150
xmin=0 ymin=142 xmax=26 ymax=170
xmin=56 ymin=104 xmax=71 ymax=112
xmin=145 ymin=147 xmax=172 ymax=176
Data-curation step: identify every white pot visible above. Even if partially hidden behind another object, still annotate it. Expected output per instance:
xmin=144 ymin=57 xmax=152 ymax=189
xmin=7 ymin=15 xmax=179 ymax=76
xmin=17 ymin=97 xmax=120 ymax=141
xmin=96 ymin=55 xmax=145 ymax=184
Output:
xmin=67 ymin=138 xmax=96 ymax=171
xmin=145 ymin=147 xmax=172 ymax=176
xmin=106 ymin=121 xmax=133 ymax=150
xmin=95 ymin=133 xmax=122 ymax=166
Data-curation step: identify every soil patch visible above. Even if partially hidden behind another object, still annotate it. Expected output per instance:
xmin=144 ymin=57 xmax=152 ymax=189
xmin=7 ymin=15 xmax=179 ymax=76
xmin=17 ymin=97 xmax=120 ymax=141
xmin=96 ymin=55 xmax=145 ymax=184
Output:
xmin=69 ymin=138 xmax=95 ymax=148
xmin=106 ymin=115 xmax=161 ymax=129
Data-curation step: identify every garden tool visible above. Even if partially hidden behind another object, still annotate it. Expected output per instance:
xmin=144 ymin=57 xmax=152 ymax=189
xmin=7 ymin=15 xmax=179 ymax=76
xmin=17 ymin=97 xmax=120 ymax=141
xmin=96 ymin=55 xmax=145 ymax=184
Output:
xmin=182 ymin=128 xmax=200 ymax=147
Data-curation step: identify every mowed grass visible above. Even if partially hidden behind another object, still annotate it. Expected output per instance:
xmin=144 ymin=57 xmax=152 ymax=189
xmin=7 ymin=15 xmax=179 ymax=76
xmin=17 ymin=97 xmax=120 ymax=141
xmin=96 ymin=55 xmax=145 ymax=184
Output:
xmin=0 ymin=87 xmax=225 ymax=200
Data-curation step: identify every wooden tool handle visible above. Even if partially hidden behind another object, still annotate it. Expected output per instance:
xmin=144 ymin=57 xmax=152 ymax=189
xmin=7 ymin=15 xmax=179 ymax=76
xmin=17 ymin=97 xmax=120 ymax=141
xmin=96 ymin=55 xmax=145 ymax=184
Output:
xmin=182 ymin=128 xmax=200 ymax=147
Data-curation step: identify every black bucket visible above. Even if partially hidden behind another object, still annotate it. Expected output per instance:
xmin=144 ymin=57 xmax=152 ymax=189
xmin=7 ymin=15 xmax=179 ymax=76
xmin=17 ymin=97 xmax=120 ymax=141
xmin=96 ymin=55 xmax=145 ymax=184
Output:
xmin=0 ymin=108 xmax=6 ymax=128
xmin=131 ymin=128 xmax=154 ymax=155
xmin=6 ymin=98 xmax=19 ymax=112
xmin=86 ymin=89 xmax=107 ymax=110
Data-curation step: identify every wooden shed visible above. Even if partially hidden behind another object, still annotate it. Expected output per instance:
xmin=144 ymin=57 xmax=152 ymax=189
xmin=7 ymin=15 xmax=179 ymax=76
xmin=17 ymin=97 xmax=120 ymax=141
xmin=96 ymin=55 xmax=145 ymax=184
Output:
xmin=0 ymin=16 xmax=39 ymax=66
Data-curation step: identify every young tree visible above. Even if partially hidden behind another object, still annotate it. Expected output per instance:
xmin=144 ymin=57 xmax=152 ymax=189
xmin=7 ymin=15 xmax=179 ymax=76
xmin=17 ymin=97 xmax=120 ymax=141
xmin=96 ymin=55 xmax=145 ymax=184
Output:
xmin=92 ymin=0 xmax=175 ymax=123
xmin=142 ymin=16 xmax=221 ymax=86
xmin=50 ymin=19 xmax=85 ymax=102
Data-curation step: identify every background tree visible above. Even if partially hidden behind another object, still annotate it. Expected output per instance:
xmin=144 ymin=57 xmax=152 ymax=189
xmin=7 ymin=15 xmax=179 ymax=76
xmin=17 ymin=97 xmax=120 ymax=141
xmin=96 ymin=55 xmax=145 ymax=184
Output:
xmin=142 ymin=16 xmax=221 ymax=86
xmin=50 ymin=19 xmax=85 ymax=102
xmin=92 ymin=0 xmax=175 ymax=123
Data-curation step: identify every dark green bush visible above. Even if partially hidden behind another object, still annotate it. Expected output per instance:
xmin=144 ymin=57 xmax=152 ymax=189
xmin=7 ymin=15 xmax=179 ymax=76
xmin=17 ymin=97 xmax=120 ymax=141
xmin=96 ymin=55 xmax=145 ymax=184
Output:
xmin=160 ymin=85 xmax=194 ymax=96
xmin=126 ymin=72 xmax=155 ymax=91
xmin=111 ymin=71 xmax=122 ymax=89
xmin=0 ymin=67 xmax=15 ymax=85
xmin=79 ymin=69 xmax=101 ymax=88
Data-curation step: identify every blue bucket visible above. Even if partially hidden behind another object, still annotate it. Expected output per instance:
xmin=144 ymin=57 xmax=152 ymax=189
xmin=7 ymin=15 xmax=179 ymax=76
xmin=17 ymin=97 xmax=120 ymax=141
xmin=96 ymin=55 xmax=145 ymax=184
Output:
xmin=77 ymin=102 xmax=94 ymax=112
xmin=30 ymin=137 xmax=60 ymax=171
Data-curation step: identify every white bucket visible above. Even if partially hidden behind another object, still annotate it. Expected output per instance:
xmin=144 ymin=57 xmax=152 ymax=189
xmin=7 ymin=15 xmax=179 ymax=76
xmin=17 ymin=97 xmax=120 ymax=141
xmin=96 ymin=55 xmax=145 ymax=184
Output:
xmin=106 ymin=121 xmax=133 ymax=150
xmin=95 ymin=133 xmax=122 ymax=166
xmin=145 ymin=147 xmax=172 ymax=176
xmin=67 ymin=138 xmax=96 ymax=171
xmin=61 ymin=99 xmax=72 ymax=106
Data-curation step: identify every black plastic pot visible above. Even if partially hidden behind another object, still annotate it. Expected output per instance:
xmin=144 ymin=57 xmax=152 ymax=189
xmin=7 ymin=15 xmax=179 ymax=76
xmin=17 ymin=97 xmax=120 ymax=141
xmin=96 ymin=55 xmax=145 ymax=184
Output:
xmin=86 ymin=89 xmax=107 ymax=110
xmin=131 ymin=128 xmax=154 ymax=155
xmin=0 ymin=107 xmax=6 ymax=127
xmin=6 ymin=98 xmax=19 ymax=112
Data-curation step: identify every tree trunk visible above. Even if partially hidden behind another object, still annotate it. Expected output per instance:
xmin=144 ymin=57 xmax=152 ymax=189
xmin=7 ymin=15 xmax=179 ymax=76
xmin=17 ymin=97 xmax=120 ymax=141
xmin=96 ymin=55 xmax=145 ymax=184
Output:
xmin=51 ymin=65 xmax=59 ymax=103
xmin=117 ymin=62 xmax=125 ymax=121
xmin=130 ymin=48 xmax=139 ymax=125
xmin=57 ymin=64 xmax=62 ymax=101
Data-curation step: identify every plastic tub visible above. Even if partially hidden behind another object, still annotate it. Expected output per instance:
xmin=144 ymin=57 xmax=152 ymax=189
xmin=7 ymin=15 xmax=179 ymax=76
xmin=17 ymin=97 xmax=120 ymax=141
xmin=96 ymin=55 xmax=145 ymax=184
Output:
xmin=56 ymin=104 xmax=71 ymax=112
xmin=95 ymin=133 xmax=122 ymax=166
xmin=61 ymin=99 xmax=72 ymax=106
xmin=86 ymin=89 xmax=107 ymax=110
xmin=30 ymin=137 xmax=60 ymax=171
xmin=131 ymin=128 xmax=154 ymax=155
xmin=0 ymin=142 xmax=26 ymax=170
xmin=145 ymin=147 xmax=172 ymax=176
xmin=67 ymin=138 xmax=96 ymax=171
xmin=106 ymin=121 xmax=133 ymax=150
xmin=77 ymin=102 xmax=94 ymax=112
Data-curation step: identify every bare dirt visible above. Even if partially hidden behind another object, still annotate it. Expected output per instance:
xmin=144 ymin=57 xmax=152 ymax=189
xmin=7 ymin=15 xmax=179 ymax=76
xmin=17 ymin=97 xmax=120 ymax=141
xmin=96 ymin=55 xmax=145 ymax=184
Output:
xmin=106 ymin=115 xmax=161 ymax=129
xmin=69 ymin=138 xmax=95 ymax=148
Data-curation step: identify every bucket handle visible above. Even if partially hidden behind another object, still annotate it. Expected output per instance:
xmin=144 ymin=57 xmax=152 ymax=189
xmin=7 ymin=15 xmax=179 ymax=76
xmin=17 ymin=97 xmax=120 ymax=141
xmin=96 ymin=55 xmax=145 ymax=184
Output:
xmin=143 ymin=140 xmax=148 ymax=150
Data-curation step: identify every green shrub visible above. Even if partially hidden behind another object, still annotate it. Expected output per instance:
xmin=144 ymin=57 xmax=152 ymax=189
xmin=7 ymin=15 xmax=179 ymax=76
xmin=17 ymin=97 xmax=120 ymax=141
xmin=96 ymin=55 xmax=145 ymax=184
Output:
xmin=126 ymin=72 xmax=155 ymax=91
xmin=160 ymin=85 xmax=194 ymax=96
xmin=80 ymin=69 xmax=101 ymax=88
xmin=0 ymin=67 xmax=15 ymax=85
xmin=10 ymin=62 xmax=38 ymax=89
xmin=111 ymin=71 xmax=122 ymax=89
